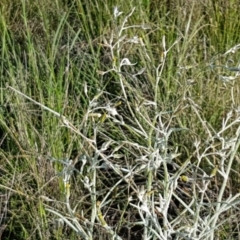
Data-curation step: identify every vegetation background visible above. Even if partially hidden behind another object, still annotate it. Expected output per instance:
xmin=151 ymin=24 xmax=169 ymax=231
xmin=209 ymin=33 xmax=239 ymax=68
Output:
xmin=1 ymin=0 xmax=240 ymax=239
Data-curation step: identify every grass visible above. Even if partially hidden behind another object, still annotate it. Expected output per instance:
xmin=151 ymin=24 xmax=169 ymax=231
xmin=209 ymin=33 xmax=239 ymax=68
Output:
xmin=1 ymin=0 xmax=240 ymax=239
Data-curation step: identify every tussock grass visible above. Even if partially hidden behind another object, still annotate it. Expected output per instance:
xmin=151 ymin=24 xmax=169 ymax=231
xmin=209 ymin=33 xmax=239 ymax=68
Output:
xmin=1 ymin=0 xmax=240 ymax=239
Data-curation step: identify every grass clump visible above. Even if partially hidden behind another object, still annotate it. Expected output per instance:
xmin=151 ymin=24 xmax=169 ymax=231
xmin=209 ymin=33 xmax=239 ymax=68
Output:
xmin=1 ymin=0 xmax=240 ymax=239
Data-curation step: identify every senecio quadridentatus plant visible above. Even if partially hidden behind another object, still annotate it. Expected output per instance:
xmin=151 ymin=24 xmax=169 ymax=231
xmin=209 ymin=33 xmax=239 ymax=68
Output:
xmin=8 ymin=6 xmax=240 ymax=240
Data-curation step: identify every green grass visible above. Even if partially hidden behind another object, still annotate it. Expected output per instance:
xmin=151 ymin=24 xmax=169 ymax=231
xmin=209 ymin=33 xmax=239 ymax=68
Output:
xmin=1 ymin=0 xmax=240 ymax=239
